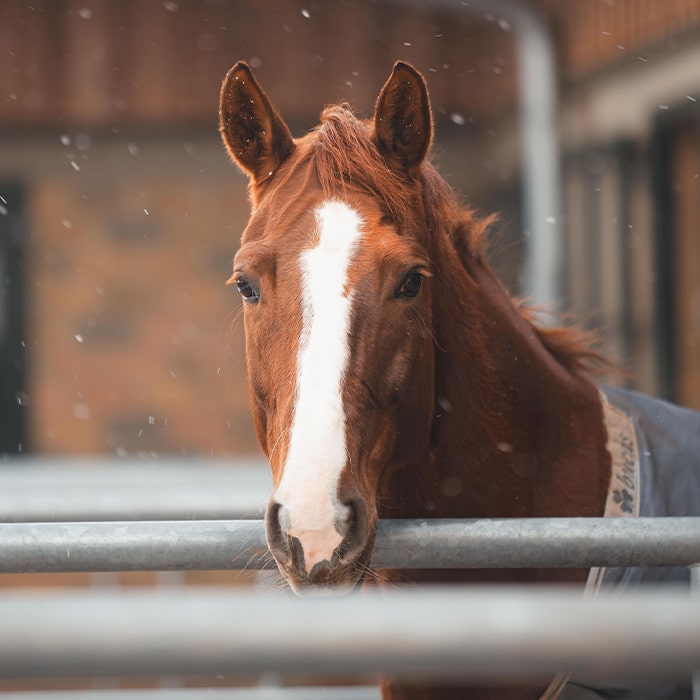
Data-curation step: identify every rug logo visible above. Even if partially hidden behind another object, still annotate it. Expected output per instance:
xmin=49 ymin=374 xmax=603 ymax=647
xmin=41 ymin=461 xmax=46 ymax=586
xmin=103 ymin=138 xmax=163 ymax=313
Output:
xmin=601 ymin=396 xmax=640 ymax=520
xmin=611 ymin=431 xmax=637 ymax=514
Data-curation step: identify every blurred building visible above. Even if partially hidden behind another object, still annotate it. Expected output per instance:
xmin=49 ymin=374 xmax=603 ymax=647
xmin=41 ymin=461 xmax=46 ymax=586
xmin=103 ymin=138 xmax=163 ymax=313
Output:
xmin=1 ymin=0 xmax=699 ymax=459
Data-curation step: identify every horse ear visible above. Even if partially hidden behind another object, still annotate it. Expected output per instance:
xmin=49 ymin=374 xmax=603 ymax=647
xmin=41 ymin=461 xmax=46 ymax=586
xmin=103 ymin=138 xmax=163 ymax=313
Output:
xmin=219 ymin=62 xmax=295 ymax=184
xmin=373 ymin=61 xmax=432 ymax=174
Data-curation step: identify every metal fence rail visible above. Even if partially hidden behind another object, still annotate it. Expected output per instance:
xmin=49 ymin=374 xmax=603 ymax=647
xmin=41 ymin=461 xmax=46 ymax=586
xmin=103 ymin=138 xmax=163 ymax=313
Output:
xmin=0 ymin=587 xmax=698 ymax=681
xmin=1 ymin=517 xmax=700 ymax=573
xmin=0 ymin=458 xmax=270 ymax=521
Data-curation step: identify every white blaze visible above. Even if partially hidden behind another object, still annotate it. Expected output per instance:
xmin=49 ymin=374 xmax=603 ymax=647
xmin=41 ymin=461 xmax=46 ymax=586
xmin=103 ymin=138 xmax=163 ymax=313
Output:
xmin=274 ymin=200 xmax=363 ymax=572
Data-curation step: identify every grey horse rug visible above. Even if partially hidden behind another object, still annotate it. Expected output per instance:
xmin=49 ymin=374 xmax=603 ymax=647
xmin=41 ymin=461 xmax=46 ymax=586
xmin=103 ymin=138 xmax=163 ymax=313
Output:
xmin=547 ymin=386 xmax=700 ymax=700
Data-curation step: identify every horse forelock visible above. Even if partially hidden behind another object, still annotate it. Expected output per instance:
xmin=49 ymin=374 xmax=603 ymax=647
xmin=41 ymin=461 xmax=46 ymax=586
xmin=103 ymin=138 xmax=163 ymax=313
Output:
xmin=265 ymin=104 xmax=416 ymax=233
xmin=315 ymin=105 xmax=414 ymax=221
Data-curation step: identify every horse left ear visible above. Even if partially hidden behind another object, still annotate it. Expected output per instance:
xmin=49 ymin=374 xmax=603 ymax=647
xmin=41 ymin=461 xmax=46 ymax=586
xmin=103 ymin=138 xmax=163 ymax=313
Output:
xmin=219 ymin=61 xmax=295 ymax=185
xmin=373 ymin=61 xmax=432 ymax=175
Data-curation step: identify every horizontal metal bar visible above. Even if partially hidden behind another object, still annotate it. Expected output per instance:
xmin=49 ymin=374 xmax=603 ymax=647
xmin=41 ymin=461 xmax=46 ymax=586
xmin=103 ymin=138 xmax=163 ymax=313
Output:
xmin=0 ymin=587 xmax=699 ymax=680
xmin=0 ymin=689 xmax=381 ymax=700
xmin=372 ymin=517 xmax=700 ymax=569
xmin=0 ymin=520 xmax=271 ymax=572
xmin=1 ymin=518 xmax=700 ymax=573
xmin=0 ymin=458 xmax=271 ymax=521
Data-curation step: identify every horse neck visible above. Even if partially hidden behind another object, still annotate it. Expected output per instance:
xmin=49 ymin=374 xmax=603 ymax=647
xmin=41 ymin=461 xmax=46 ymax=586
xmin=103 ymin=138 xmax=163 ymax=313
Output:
xmin=382 ymin=230 xmax=611 ymax=521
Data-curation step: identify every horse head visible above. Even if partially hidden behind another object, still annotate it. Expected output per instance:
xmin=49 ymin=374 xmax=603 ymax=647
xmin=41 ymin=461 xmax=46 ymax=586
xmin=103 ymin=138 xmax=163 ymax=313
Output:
xmin=220 ymin=62 xmax=438 ymax=595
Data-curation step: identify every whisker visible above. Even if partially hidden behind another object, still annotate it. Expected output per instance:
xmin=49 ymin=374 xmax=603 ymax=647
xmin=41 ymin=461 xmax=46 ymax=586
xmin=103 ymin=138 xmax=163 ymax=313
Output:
xmin=409 ymin=305 xmax=444 ymax=352
xmin=224 ymin=304 xmax=245 ymax=347
xmin=229 ymin=528 xmax=275 ymax=575
xmin=354 ymin=561 xmax=386 ymax=587
xmin=267 ymin=426 xmax=289 ymax=464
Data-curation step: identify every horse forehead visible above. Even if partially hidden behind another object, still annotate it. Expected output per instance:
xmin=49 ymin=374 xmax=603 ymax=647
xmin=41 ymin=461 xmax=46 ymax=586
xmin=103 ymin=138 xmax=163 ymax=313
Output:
xmin=263 ymin=198 xmax=367 ymax=257
xmin=247 ymin=196 xmax=405 ymax=276
xmin=312 ymin=199 xmax=364 ymax=246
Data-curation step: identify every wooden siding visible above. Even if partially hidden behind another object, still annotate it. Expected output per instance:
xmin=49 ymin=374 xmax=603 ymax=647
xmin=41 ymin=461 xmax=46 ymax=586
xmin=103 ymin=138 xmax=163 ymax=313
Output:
xmin=544 ymin=0 xmax=700 ymax=79
xmin=0 ymin=0 xmax=517 ymax=127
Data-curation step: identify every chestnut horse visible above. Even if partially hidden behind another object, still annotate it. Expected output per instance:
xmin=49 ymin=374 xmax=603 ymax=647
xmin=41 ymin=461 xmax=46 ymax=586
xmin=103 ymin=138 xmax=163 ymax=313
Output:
xmin=219 ymin=62 xmax=699 ymax=699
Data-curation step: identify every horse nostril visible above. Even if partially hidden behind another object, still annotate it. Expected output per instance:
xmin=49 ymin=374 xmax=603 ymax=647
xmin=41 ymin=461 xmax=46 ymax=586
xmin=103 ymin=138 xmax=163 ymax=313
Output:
xmin=337 ymin=497 xmax=370 ymax=563
xmin=264 ymin=500 xmax=292 ymax=565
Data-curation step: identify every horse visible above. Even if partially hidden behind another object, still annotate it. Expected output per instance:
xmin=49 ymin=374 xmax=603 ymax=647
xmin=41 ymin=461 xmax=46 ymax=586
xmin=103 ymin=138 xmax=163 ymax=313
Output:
xmin=218 ymin=61 xmax=700 ymax=700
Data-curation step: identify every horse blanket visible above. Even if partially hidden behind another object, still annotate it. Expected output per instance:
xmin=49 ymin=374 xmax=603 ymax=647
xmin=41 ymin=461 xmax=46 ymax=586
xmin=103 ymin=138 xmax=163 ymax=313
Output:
xmin=552 ymin=386 xmax=700 ymax=700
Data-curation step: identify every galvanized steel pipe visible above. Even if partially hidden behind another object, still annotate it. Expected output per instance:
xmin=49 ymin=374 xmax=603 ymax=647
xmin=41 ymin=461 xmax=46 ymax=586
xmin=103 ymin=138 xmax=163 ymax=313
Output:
xmin=2 ymin=518 xmax=700 ymax=573
xmin=0 ymin=587 xmax=698 ymax=680
xmin=0 ymin=459 xmax=270 ymax=522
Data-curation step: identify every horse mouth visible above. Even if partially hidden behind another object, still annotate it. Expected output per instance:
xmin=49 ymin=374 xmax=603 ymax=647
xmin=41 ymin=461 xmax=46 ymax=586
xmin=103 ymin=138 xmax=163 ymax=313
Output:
xmin=264 ymin=496 xmax=377 ymax=597
xmin=276 ymin=538 xmax=375 ymax=598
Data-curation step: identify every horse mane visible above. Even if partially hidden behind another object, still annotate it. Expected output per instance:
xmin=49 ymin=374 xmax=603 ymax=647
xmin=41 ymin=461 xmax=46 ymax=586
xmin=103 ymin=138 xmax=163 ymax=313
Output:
xmin=296 ymin=103 xmax=606 ymax=377
xmin=301 ymin=104 xmax=417 ymax=229
xmin=518 ymin=305 xmax=611 ymax=375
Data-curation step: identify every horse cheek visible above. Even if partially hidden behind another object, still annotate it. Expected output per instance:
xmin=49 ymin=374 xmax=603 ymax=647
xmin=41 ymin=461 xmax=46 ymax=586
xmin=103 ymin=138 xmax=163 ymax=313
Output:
xmin=392 ymin=342 xmax=435 ymax=465
xmin=244 ymin=349 xmax=269 ymax=456
xmin=244 ymin=332 xmax=280 ymax=464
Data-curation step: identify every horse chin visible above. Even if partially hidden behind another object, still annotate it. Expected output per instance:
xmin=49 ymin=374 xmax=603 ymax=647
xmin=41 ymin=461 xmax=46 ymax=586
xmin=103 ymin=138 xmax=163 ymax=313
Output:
xmin=277 ymin=555 xmax=370 ymax=598
xmin=286 ymin=578 xmax=362 ymax=598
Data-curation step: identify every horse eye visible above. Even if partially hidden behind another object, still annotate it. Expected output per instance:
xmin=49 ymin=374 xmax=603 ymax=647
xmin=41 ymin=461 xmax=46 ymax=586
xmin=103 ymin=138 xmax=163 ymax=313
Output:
xmin=396 ymin=270 xmax=424 ymax=299
xmin=236 ymin=278 xmax=259 ymax=302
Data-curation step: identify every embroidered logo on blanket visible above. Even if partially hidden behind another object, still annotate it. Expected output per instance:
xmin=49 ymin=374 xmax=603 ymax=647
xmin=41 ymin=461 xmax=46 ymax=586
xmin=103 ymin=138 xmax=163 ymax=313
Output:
xmin=601 ymin=393 xmax=641 ymax=519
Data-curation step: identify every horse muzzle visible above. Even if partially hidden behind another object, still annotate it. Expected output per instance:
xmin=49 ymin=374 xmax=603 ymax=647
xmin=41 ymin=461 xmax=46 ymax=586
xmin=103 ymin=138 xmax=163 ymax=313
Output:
xmin=264 ymin=496 xmax=373 ymax=596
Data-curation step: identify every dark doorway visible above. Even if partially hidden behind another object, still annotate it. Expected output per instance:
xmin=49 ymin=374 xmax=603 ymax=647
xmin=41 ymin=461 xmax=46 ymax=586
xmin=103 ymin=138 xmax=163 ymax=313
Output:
xmin=0 ymin=184 xmax=27 ymax=454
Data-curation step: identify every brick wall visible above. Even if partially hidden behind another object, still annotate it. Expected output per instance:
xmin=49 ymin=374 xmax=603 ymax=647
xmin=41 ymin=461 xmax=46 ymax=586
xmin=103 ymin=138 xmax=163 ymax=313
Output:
xmin=13 ymin=138 xmax=260 ymax=455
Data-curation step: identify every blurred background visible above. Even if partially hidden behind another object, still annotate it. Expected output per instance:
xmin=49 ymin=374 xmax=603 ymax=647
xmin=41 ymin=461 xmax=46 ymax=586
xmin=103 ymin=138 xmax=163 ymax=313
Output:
xmin=2 ymin=0 xmax=700 ymax=460
xmin=0 ymin=0 xmax=699 ymax=689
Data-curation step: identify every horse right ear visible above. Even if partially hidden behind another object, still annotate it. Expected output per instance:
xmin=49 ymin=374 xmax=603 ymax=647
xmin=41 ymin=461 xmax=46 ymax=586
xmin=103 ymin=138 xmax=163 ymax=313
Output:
xmin=219 ymin=62 xmax=295 ymax=185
